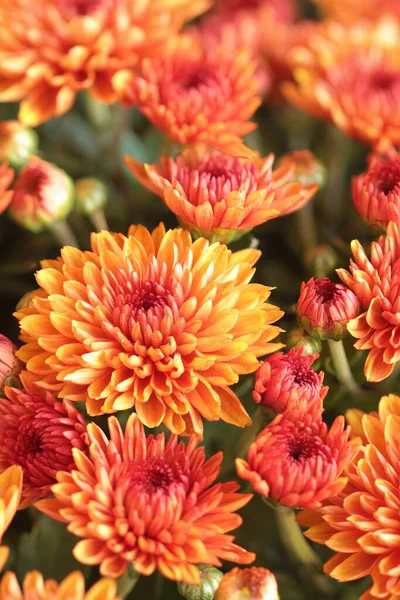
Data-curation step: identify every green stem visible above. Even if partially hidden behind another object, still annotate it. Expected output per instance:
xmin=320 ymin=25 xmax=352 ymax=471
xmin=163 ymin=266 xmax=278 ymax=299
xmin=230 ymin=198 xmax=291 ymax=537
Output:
xmin=90 ymin=209 xmax=109 ymax=232
xmin=48 ymin=220 xmax=79 ymax=248
xmin=328 ymin=339 xmax=361 ymax=395
xmin=117 ymin=565 xmax=140 ymax=598
xmin=294 ymin=202 xmax=318 ymax=259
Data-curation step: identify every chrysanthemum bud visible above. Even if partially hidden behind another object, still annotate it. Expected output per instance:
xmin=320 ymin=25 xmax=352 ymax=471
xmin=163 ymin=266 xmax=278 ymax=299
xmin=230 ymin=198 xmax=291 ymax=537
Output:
xmin=253 ymin=346 xmax=325 ymax=416
xmin=0 ymin=121 xmax=38 ymax=169
xmin=178 ymin=565 xmax=223 ymax=600
xmin=286 ymin=328 xmax=322 ymax=355
xmin=75 ymin=177 xmax=108 ymax=216
xmin=297 ymin=277 xmax=360 ymax=341
xmin=8 ymin=156 xmax=74 ymax=232
xmin=278 ymin=150 xmax=326 ymax=188
xmin=214 ymin=567 xmax=279 ymax=600
xmin=304 ymin=244 xmax=338 ymax=278
xmin=0 ymin=334 xmax=20 ymax=393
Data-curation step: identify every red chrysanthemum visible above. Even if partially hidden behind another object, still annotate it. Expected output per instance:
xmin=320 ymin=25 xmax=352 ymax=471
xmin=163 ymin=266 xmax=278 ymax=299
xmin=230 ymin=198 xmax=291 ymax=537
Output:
xmin=36 ymin=414 xmax=255 ymax=583
xmin=0 ymin=373 xmax=88 ymax=509
xmin=253 ymin=346 xmax=326 ymax=416
xmin=125 ymin=147 xmax=317 ymax=243
xmin=236 ymin=413 xmax=360 ymax=509
xmin=352 ymin=153 xmax=400 ymax=229
xmin=297 ymin=278 xmax=360 ymax=341
xmin=338 ymin=221 xmax=400 ymax=382
xmin=114 ymin=36 xmax=261 ymax=157
xmin=215 ymin=567 xmax=279 ymax=600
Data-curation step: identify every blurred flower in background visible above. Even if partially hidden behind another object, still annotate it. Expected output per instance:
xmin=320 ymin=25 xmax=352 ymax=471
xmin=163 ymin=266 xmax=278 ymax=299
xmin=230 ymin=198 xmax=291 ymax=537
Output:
xmin=0 ymin=334 xmax=20 ymax=394
xmin=214 ymin=566 xmax=279 ymax=600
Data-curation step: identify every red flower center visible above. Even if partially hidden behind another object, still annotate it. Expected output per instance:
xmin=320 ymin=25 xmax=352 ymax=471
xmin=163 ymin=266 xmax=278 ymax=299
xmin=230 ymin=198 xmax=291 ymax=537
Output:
xmin=15 ymin=165 xmax=46 ymax=199
xmin=370 ymin=160 xmax=400 ymax=195
xmin=15 ymin=426 xmax=43 ymax=461
xmin=283 ymin=353 xmax=319 ymax=389
xmin=118 ymin=456 xmax=188 ymax=497
xmin=288 ymin=434 xmax=324 ymax=462
xmin=57 ymin=0 xmax=108 ymax=17
xmin=314 ymin=279 xmax=339 ymax=302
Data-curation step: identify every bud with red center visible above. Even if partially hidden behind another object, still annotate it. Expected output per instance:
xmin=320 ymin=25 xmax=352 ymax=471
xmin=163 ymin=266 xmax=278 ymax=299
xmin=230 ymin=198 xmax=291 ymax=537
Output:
xmin=0 ymin=335 xmax=21 ymax=394
xmin=0 ymin=375 xmax=88 ymax=508
xmin=214 ymin=567 xmax=279 ymax=600
xmin=297 ymin=277 xmax=360 ymax=341
xmin=253 ymin=346 xmax=325 ymax=416
xmin=8 ymin=156 xmax=74 ymax=232
xmin=0 ymin=121 xmax=38 ymax=169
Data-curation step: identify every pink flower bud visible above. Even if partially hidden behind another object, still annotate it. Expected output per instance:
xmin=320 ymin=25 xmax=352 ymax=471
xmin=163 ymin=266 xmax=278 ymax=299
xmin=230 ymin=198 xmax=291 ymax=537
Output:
xmin=0 ymin=335 xmax=20 ymax=393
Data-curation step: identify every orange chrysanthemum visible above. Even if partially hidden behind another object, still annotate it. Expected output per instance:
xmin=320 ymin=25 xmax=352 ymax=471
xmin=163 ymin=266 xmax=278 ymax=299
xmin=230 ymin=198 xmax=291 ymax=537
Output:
xmin=312 ymin=0 xmax=400 ymax=23
xmin=125 ymin=148 xmax=317 ymax=243
xmin=0 ymin=0 xmax=210 ymax=127
xmin=338 ymin=221 xmax=400 ymax=382
xmin=0 ymin=570 xmax=119 ymax=600
xmin=283 ymin=18 xmax=400 ymax=152
xmin=352 ymin=153 xmax=400 ymax=229
xmin=36 ymin=414 xmax=255 ymax=582
xmin=15 ymin=223 xmax=283 ymax=437
xmin=114 ymin=36 xmax=261 ymax=157
xmin=236 ymin=413 xmax=360 ymax=509
xmin=0 ymin=465 xmax=23 ymax=571
xmin=0 ymin=164 xmax=13 ymax=216
xmin=298 ymin=393 xmax=400 ymax=599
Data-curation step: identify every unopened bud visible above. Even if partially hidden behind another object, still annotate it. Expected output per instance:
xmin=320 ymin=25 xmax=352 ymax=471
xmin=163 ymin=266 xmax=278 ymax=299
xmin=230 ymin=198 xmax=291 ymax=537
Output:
xmin=215 ymin=567 xmax=279 ymax=600
xmin=287 ymin=328 xmax=322 ymax=355
xmin=75 ymin=177 xmax=108 ymax=216
xmin=0 ymin=120 xmax=38 ymax=169
xmin=279 ymin=150 xmax=326 ymax=188
xmin=178 ymin=564 xmax=223 ymax=600
xmin=0 ymin=334 xmax=21 ymax=393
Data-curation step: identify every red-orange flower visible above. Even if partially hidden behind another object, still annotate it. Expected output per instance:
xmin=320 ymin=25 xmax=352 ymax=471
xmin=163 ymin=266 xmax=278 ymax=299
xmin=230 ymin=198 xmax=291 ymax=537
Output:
xmin=0 ymin=570 xmax=119 ymax=600
xmin=338 ymin=221 xmax=400 ymax=382
xmin=352 ymin=153 xmax=400 ymax=229
xmin=215 ymin=567 xmax=279 ymax=600
xmin=236 ymin=413 xmax=360 ymax=509
xmin=0 ymin=164 xmax=13 ymax=215
xmin=214 ymin=0 xmax=297 ymax=22
xmin=298 ymin=393 xmax=400 ymax=599
xmin=297 ymin=278 xmax=360 ymax=341
xmin=0 ymin=465 xmax=22 ymax=571
xmin=125 ymin=147 xmax=317 ymax=243
xmin=283 ymin=18 xmax=400 ymax=152
xmin=311 ymin=0 xmax=400 ymax=23
xmin=0 ymin=0 xmax=210 ymax=127
xmin=0 ymin=334 xmax=20 ymax=394
xmin=36 ymin=414 xmax=255 ymax=582
xmin=114 ymin=36 xmax=261 ymax=157
xmin=253 ymin=346 xmax=326 ymax=416
xmin=0 ymin=374 xmax=88 ymax=509
xmin=15 ymin=223 xmax=283 ymax=437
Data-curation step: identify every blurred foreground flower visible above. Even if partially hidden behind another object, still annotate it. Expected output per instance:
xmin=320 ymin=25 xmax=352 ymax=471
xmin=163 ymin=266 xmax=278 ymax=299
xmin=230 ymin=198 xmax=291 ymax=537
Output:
xmin=0 ymin=335 xmax=20 ymax=394
xmin=352 ymin=153 xmax=400 ymax=229
xmin=0 ymin=0 xmax=210 ymax=126
xmin=236 ymin=413 xmax=360 ymax=509
xmin=214 ymin=567 xmax=279 ymax=600
xmin=0 ymin=121 xmax=38 ymax=168
xmin=338 ymin=222 xmax=400 ymax=381
xmin=0 ymin=164 xmax=14 ymax=215
xmin=0 ymin=465 xmax=22 ymax=570
xmin=0 ymin=374 xmax=88 ymax=509
xmin=126 ymin=147 xmax=317 ymax=243
xmin=115 ymin=36 xmax=261 ymax=157
xmin=297 ymin=278 xmax=360 ymax=341
xmin=298 ymin=394 xmax=400 ymax=599
xmin=278 ymin=150 xmax=326 ymax=188
xmin=253 ymin=346 xmax=325 ymax=416
xmin=15 ymin=223 xmax=283 ymax=437
xmin=37 ymin=414 xmax=255 ymax=581
xmin=311 ymin=0 xmax=400 ymax=22
xmin=284 ymin=18 xmax=400 ymax=152
xmin=0 ymin=570 xmax=119 ymax=600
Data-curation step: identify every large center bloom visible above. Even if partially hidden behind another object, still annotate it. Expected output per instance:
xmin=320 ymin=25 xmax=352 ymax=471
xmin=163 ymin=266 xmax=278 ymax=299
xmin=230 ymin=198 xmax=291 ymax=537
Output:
xmin=283 ymin=18 xmax=400 ymax=151
xmin=298 ymin=394 xmax=400 ymax=599
xmin=236 ymin=413 xmax=360 ymax=509
xmin=114 ymin=36 xmax=261 ymax=157
xmin=125 ymin=147 xmax=317 ymax=243
xmin=338 ymin=221 xmax=400 ymax=382
xmin=15 ymin=223 xmax=283 ymax=437
xmin=36 ymin=415 xmax=255 ymax=582
xmin=0 ymin=0 xmax=210 ymax=126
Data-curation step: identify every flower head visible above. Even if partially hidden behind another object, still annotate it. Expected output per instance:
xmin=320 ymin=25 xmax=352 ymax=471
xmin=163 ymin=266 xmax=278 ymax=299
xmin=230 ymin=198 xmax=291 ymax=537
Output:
xmin=297 ymin=277 xmax=360 ymax=341
xmin=0 ymin=373 xmax=88 ymax=508
xmin=36 ymin=414 xmax=255 ymax=582
xmin=15 ymin=223 xmax=283 ymax=437
xmin=338 ymin=221 xmax=400 ymax=381
xmin=284 ymin=18 xmax=400 ymax=152
xmin=0 ymin=465 xmax=22 ymax=571
xmin=0 ymin=570 xmax=119 ymax=600
xmin=125 ymin=147 xmax=317 ymax=244
xmin=0 ymin=120 xmax=38 ymax=168
xmin=0 ymin=163 xmax=14 ymax=215
xmin=114 ymin=36 xmax=261 ymax=157
xmin=298 ymin=393 xmax=400 ymax=599
xmin=352 ymin=153 xmax=400 ymax=229
xmin=0 ymin=0 xmax=210 ymax=126
xmin=75 ymin=177 xmax=108 ymax=217
xmin=236 ymin=413 xmax=360 ymax=509
xmin=253 ymin=346 xmax=325 ymax=416
xmin=215 ymin=567 xmax=279 ymax=600
xmin=0 ymin=334 xmax=20 ymax=394
xmin=278 ymin=150 xmax=326 ymax=188
xmin=7 ymin=157 xmax=74 ymax=232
